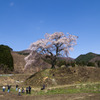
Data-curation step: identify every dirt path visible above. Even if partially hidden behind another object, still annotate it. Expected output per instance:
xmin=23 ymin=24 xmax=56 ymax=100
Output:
xmin=0 ymin=91 xmax=100 ymax=100
xmin=32 ymin=82 xmax=100 ymax=91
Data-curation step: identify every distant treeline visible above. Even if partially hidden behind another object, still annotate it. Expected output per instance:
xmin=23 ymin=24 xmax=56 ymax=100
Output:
xmin=75 ymin=52 xmax=100 ymax=67
xmin=43 ymin=52 xmax=100 ymax=67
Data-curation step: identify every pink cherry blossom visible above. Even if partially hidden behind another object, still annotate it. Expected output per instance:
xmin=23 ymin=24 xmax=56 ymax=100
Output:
xmin=25 ymin=32 xmax=78 ymax=69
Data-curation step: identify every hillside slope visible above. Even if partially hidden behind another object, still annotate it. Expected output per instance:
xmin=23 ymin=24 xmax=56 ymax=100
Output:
xmin=12 ymin=50 xmax=100 ymax=74
xmin=25 ymin=67 xmax=100 ymax=87
xmin=12 ymin=50 xmax=74 ymax=74
xmin=11 ymin=50 xmax=51 ymax=74
xmin=75 ymin=52 xmax=100 ymax=66
xmin=75 ymin=52 xmax=99 ymax=63
xmin=11 ymin=51 xmax=26 ymax=73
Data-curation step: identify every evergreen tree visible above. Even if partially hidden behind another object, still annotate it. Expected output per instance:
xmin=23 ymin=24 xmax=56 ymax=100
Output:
xmin=0 ymin=45 xmax=14 ymax=72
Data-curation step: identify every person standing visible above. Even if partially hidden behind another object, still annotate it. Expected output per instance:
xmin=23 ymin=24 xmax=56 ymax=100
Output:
xmin=7 ymin=85 xmax=10 ymax=93
xmin=26 ymin=87 xmax=29 ymax=94
xmin=7 ymin=85 xmax=11 ymax=93
xmin=18 ymin=88 xmax=21 ymax=96
xmin=16 ymin=85 xmax=18 ymax=91
xmin=2 ymin=86 xmax=6 ymax=92
xmin=29 ymin=86 xmax=31 ymax=94
xmin=22 ymin=87 xmax=25 ymax=93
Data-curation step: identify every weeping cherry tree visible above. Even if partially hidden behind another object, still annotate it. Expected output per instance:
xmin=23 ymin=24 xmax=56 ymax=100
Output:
xmin=25 ymin=32 xmax=78 ymax=69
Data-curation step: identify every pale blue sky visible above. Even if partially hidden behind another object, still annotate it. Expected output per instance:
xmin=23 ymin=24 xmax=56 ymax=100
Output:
xmin=0 ymin=0 xmax=100 ymax=58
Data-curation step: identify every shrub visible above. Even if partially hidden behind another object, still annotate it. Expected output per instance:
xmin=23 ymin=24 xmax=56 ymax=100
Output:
xmin=96 ymin=61 xmax=100 ymax=67
xmin=87 ymin=62 xmax=95 ymax=66
xmin=56 ymin=60 xmax=67 ymax=67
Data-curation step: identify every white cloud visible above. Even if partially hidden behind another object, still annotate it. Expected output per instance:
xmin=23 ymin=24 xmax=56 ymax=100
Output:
xmin=10 ymin=2 xmax=14 ymax=7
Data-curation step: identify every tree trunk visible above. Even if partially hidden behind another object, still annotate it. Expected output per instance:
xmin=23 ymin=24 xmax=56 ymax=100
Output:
xmin=51 ymin=56 xmax=56 ymax=69
xmin=51 ymin=63 xmax=55 ymax=69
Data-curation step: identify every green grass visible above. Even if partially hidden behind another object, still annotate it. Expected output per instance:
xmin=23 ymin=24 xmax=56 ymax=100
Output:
xmin=1 ymin=83 xmax=100 ymax=96
xmin=34 ymin=83 xmax=100 ymax=95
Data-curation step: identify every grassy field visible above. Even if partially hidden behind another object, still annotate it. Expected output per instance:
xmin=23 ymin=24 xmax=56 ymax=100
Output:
xmin=0 ymin=81 xmax=100 ymax=100
xmin=1 ymin=79 xmax=100 ymax=95
xmin=0 ymin=67 xmax=100 ymax=100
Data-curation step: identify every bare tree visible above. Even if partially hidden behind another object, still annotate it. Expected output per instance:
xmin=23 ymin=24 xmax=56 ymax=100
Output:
xmin=25 ymin=32 xmax=78 ymax=69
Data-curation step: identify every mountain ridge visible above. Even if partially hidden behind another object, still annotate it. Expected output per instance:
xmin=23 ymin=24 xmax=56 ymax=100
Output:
xmin=75 ymin=52 xmax=100 ymax=63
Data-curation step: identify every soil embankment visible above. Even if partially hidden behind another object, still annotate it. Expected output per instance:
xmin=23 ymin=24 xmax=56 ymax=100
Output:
xmin=25 ymin=67 xmax=100 ymax=87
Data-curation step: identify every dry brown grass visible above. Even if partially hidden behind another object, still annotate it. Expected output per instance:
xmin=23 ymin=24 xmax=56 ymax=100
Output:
xmin=0 ymin=91 xmax=100 ymax=100
xmin=25 ymin=67 xmax=100 ymax=87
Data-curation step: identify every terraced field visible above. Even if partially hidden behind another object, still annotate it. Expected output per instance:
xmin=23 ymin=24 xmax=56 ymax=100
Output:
xmin=0 ymin=67 xmax=100 ymax=100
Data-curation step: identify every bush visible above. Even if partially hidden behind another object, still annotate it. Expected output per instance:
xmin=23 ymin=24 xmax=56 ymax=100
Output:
xmin=56 ymin=60 xmax=67 ymax=67
xmin=76 ymin=61 xmax=87 ymax=66
xmin=87 ymin=62 xmax=95 ymax=66
xmin=96 ymin=61 xmax=100 ymax=67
